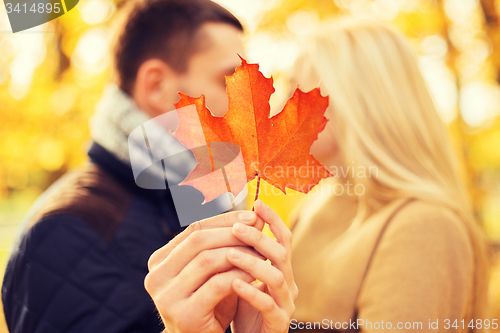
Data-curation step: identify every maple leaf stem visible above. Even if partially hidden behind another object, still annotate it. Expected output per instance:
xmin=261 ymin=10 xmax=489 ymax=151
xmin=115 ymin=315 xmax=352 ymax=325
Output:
xmin=252 ymin=175 xmax=261 ymax=211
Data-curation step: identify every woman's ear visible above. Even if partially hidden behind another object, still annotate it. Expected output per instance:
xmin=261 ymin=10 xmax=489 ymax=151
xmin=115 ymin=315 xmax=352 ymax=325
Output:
xmin=132 ymin=59 xmax=180 ymax=119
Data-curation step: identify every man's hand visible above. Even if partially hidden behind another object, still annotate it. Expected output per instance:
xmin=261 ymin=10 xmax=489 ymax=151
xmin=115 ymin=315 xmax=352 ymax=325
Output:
xmin=145 ymin=210 xmax=265 ymax=333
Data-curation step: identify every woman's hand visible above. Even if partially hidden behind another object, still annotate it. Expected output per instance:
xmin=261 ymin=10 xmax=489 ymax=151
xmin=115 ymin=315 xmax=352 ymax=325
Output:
xmin=229 ymin=200 xmax=298 ymax=333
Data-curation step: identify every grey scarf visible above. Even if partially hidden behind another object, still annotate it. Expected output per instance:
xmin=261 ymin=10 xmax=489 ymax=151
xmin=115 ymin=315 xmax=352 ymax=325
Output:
xmin=90 ymin=84 xmax=196 ymax=188
xmin=89 ymin=84 xmax=243 ymax=226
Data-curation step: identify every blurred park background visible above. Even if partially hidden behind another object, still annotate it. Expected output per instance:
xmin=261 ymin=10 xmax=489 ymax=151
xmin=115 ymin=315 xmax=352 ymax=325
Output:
xmin=1 ymin=0 xmax=500 ymax=331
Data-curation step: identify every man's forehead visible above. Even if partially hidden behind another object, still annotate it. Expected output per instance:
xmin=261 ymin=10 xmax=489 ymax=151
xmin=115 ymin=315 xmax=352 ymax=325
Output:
xmin=190 ymin=22 xmax=245 ymax=71
xmin=199 ymin=22 xmax=243 ymax=41
xmin=195 ymin=22 xmax=244 ymax=54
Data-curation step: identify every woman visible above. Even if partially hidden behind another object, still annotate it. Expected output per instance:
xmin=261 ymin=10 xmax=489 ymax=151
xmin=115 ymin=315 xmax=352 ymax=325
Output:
xmin=287 ymin=18 xmax=489 ymax=332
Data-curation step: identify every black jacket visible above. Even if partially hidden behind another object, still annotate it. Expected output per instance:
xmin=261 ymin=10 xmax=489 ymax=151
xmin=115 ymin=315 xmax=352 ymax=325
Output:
xmin=2 ymin=142 xmax=231 ymax=333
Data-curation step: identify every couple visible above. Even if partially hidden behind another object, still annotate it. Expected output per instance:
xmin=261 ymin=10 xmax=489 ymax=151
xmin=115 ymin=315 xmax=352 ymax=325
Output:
xmin=2 ymin=0 xmax=488 ymax=332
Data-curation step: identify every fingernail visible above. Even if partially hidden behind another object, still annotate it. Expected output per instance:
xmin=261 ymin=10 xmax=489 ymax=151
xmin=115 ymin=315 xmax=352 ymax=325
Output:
xmin=234 ymin=223 xmax=248 ymax=234
xmin=234 ymin=279 xmax=243 ymax=288
xmin=230 ymin=248 xmax=242 ymax=259
xmin=256 ymin=200 xmax=267 ymax=209
xmin=238 ymin=211 xmax=255 ymax=223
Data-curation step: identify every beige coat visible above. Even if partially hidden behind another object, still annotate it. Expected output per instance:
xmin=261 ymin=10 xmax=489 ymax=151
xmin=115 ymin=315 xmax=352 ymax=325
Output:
xmin=290 ymin=194 xmax=474 ymax=332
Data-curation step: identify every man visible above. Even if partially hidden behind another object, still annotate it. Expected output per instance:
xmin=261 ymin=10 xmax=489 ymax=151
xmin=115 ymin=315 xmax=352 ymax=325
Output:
xmin=1 ymin=0 xmax=249 ymax=331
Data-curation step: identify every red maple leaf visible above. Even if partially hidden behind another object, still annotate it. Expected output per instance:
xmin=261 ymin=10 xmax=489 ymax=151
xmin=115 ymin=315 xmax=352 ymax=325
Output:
xmin=173 ymin=57 xmax=333 ymax=204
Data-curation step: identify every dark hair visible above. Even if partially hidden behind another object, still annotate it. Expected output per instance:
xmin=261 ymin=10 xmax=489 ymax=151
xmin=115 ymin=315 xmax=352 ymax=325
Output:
xmin=113 ymin=0 xmax=243 ymax=95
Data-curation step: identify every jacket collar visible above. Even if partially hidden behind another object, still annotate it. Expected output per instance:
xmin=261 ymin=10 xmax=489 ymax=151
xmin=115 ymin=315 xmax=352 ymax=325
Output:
xmin=88 ymin=141 xmax=182 ymax=233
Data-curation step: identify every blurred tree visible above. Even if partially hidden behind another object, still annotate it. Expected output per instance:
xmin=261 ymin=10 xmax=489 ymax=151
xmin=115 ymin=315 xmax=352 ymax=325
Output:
xmin=480 ymin=0 xmax=500 ymax=84
xmin=1 ymin=0 xmax=500 ymax=331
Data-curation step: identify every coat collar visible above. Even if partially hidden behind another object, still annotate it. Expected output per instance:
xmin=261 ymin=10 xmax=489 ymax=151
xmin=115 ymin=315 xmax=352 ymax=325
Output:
xmin=88 ymin=141 xmax=182 ymax=233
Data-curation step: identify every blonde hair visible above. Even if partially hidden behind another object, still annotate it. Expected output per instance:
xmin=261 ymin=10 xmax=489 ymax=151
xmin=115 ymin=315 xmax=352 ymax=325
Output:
xmin=292 ymin=17 xmax=489 ymax=328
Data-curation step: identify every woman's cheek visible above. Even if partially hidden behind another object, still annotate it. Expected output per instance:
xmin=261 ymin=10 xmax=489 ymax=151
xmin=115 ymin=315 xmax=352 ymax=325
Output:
xmin=310 ymin=125 xmax=338 ymax=168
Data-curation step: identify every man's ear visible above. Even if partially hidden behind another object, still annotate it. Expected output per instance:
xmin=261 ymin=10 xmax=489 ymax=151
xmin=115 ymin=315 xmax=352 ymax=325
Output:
xmin=132 ymin=59 xmax=179 ymax=119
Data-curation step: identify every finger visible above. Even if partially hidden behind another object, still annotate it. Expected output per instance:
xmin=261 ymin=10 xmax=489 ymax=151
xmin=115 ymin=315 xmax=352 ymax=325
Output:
xmin=232 ymin=278 xmax=290 ymax=332
xmin=144 ymin=246 xmax=264 ymax=309
xmin=254 ymin=199 xmax=298 ymax=297
xmin=174 ymin=246 xmax=265 ymax=296
xmin=152 ymin=227 xmax=249 ymax=278
xmin=254 ymin=215 xmax=265 ymax=232
xmin=227 ymin=248 xmax=292 ymax=311
xmin=254 ymin=200 xmax=292 ymax=254
xmin=189 ymin=268 xmax=255 ymax=316
xmin=231 ymin=222 xmax=295 ymax=294
xmin=231 ymin=222 xmax=286 ymax=266
xmin=148 ymin=210 xmax=257 ymax=270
